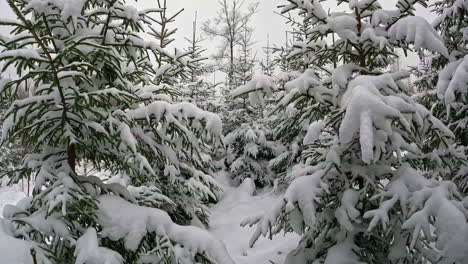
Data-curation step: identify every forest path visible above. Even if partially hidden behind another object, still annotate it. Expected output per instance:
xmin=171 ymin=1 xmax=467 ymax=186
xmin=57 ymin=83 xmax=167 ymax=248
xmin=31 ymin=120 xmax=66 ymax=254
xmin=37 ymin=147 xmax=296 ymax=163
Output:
xmin=0 ymin=173 xmax=299 ymax=264
xmin=209 ymin=171 xmax=299 ymax=264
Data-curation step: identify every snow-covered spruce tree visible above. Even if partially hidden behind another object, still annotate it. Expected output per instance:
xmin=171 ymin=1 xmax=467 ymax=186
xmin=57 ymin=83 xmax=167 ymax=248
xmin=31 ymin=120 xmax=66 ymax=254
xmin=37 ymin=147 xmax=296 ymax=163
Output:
xmin=219 ymin=28 xmax=287 ymax=189
xmin=238 ymin=0 xmax=468 ymax=263
xmin=138 ymin=1 xmax=223 ymax=227
xmin=219 ymin=23 xmax=260 ymax=135
xmin=260 ymin=35 xmax=278 ymax=77
xmin=223 ymin=78 xmax=281 ymax=187
xmin=429 ymin=0 xmax=468 ymax=193
xmin=224 ymin=116 xmax=282 ymax=187
xmin=0 ymin=78 xmax=28 ymax=186
xmin=0 ymin=0 xmax=234 ymax=263
xmin=223 ymin=36 xmax=282 ymax=188
xmin=246 ymin=12 xmax=330 ymax=187
xmin=232 ymin=23 xmax=257 ymax=89
xmin=0 ymin=101 xmax=22 ymax=175
xmin=178 ymin=13 xmax=221 ymax=114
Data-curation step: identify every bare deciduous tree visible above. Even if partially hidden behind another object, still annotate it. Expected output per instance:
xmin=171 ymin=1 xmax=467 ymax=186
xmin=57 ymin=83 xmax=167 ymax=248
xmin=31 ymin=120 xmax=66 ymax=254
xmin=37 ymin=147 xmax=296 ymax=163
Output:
xmin=202 ymin=0 xmax=258 ymax=87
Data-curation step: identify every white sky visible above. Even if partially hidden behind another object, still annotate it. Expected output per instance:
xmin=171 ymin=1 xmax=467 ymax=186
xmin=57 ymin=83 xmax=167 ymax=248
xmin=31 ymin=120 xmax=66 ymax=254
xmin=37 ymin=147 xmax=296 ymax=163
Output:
xmin=0 ymin=0 xmax=436 ymax=78
xmin=166 ymin=0 xmax=432 ymax=62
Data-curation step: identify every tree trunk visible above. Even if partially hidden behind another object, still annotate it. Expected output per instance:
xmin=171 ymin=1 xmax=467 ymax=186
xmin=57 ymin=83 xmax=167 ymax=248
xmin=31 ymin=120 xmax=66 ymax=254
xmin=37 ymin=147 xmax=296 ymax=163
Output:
xmin=68 ymin=144 xmax=76 ymax=173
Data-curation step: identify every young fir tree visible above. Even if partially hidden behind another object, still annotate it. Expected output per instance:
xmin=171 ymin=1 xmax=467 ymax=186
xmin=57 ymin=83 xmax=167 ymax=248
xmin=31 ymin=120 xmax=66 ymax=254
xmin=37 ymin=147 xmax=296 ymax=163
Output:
xmin=232 ymin=24 xmax=257 ymax=88
xmin=0 ymin=99 xmax=22 ymax=175
xmin=223 ymin=25 xmax=283 ymax=188
xmin=0 ymin=0 xmax=234 ymax=263
xmin=218 ymin=20 xmax=259 ymax=135
xmin=225 ymin=75 xmax=284 ymax=188
xmin=429 ymin=0 xmax=468 ymax=193
xmin=260 ymin=35 xmax=278 ymax=77
xmin=178 ymin=12 xmax=221 ymax=114
xmin=236 ymin=0 xmax=468 ymax=263
xmin=0 ymin=76 xmax=28 ymax=188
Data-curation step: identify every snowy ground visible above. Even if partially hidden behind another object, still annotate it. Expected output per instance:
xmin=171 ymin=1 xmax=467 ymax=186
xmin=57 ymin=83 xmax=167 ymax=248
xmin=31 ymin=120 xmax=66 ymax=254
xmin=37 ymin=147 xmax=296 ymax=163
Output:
xmin=209 ymin=172 xmax=300 ymax=264
xmin=0 ymin=173 xmax=298 ymax=264
xmin=0 ymin=184 xmax=25 ymax=217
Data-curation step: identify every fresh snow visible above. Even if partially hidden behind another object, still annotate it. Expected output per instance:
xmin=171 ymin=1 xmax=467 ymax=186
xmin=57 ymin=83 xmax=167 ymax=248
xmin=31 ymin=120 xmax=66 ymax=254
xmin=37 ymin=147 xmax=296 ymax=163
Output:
xmin=209 ymin=172 xmax=300 ymax=264
xmin=0 ymin=174 xmax=300 ymax=264
xmin=97 ymin=195 xmax=235 ymax=264
xmin=388 ymin=16 xmax=449 ymax=57
xmin=0 ymin=185 xmax=25 ymax=217
xmin=0 ymin=186 xmax=34 ymax=264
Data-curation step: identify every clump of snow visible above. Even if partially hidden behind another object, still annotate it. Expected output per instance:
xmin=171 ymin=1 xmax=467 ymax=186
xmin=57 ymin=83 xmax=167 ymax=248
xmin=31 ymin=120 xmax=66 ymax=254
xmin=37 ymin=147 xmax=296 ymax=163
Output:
xmin=364 ymin=165 xmax=468 ymax=262
xmin=303 ymin=120 xmax=325 ymax=145
xmin=281 ymin=0 xmax=327 ymax=22
xmin=0 ymin=185 xmax=25 ymax=217
xmin=25 ymin=0 xmax=86 ymax=20
xmin=242 ymin=167 xmax=328 ymax=248
xmin=0 ymin=219 xmax=35 ymax=264
xmin=371 ymin=9 xmax=400 ymax=27
xmin=97 ymin=195 xmax=235 ymax=264
xmin=1 ymin=215 xmax=53 ymax=264
xmin=335 ymin=189 xmax=360 ymax=232
xmin=0 ymin=49 xmax=44 ymax=61
xmin=323 ymin=236 xmax=361 ymax=264
xmin=339 ymin=73 xmax=418 ymax=164
xmin=119 ymin=123 xmax=137 ymax=153
xmin=361 ymin=28 xmax=388 ymax=50
xmin=129 ymin=100 xmax=223 ymax=137
xmin=230 ymin=75 xmax=275 ymax=106
xmin=436 ymin=55 xmax=468 ymax=113
xmin=388 ymin=16 xmax=449 ymax=57
xmin=330 ymin=64 xmax=362 ymax=93
xmin=75 ymin=228 xmax=124 ymax=264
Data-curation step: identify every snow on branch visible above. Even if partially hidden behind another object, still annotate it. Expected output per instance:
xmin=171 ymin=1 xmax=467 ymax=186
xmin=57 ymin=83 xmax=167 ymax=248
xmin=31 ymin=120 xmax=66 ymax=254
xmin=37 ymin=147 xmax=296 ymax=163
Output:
xmin=97 ymin=195 xmax=236 ymax=264
xmin=129 ymin=100 xmax=223 ymax=138
xmin=75 ymin=228 xmax=124 ymax=264
xmin=364 ymin=165 xmax=468 ymax=263
xmin=229 ymin=75 xmax=275 ymax=106
xmin=437 ymin=55 xmax=468 ymax=112
xmin=241 ymin=166 xmax=327 ymax=247
xmin=388 ymin=16 xmax=449 ymax=57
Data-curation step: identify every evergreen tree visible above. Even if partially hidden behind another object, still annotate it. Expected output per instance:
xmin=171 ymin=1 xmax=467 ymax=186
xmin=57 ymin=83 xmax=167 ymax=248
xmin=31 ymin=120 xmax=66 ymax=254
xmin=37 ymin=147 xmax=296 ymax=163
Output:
xmin=222 ymin=28 xmax=283 ymax=188
xmin=0 ymin=77 xmax=27 ymax=186
xmin=0 ymin=100 xmax=22 ymax=175
xmin=218 ymin=23 xmax=259 ymax=135
xmin=224 ymin=74 xmax=286 ymax=188
xmin=232 ymin=23 xmax=257 ymax=88
xmin=260 ymin=35 xmax=278 ymax=77
xmin=237 ymin=0 xmax=468 ymax=263
xmin=0 ymin=0 xmax=234 ymax=263
xmin=431 ymin=0 xmax=468 ymax=192
xmin=178 ymin=12 xmax=221 ymax=114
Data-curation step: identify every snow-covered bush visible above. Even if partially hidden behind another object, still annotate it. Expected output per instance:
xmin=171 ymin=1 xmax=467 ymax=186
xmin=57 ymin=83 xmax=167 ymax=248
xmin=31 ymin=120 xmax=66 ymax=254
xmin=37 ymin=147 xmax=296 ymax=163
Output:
xmin=0 ymin=0 xmax=233 ymax=263
xmin=239 ymin=0 xmax=468 ymax=263
xmin=225 ymin=121 xmax=282 ymax=187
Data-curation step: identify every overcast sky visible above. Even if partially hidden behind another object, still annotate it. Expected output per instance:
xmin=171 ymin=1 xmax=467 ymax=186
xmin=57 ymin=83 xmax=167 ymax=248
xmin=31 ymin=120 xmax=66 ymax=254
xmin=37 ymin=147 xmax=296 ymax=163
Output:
xmin=165 ymin=0 xmax=430 ymax=61
xmin=0 ymin=0 xmax=436 ymax=78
